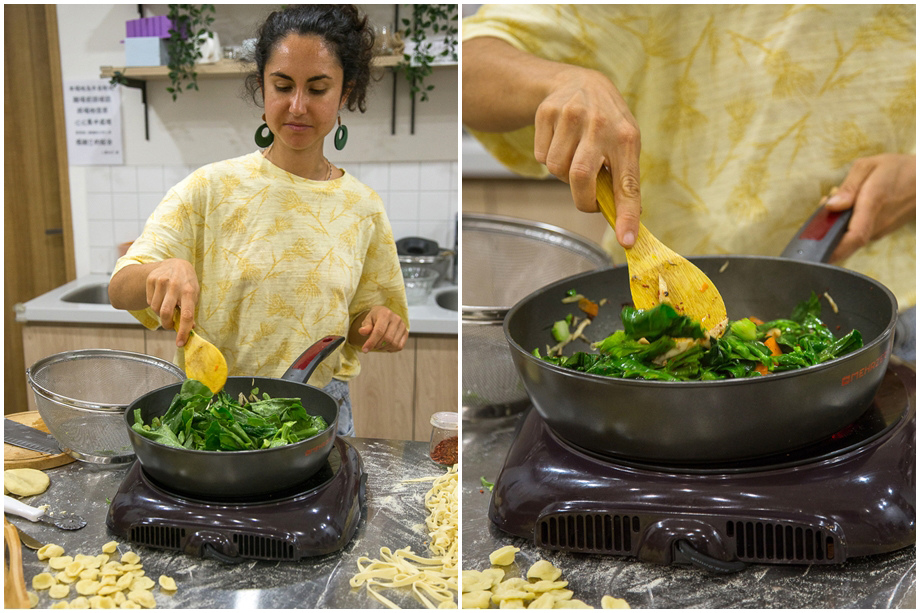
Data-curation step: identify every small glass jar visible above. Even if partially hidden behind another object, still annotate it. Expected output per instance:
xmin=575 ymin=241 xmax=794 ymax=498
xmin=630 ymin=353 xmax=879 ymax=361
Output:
xmin=429 ymin=411 xmax=459 ymax=466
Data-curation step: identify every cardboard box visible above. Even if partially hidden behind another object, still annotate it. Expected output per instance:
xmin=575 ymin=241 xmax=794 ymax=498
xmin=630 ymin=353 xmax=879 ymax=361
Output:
xmin=125 ymin=37 xmax=169 ymax=66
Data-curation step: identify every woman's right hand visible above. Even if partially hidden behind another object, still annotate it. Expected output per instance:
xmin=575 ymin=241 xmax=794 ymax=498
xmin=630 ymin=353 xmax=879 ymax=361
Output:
xmin=144 ymin=259 xmax=200 ymax=347
xmin=462 ymin=37 xmax=642 ymax=249
xmin=533 ymin=66 xmax=643 ymax=248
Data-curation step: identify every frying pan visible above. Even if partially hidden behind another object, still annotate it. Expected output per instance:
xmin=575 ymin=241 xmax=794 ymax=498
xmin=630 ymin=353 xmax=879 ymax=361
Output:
xmin=504 ymin=208 xmax=899 ymax=463
xmin=124 ymin=336 xmax=344 ymax=498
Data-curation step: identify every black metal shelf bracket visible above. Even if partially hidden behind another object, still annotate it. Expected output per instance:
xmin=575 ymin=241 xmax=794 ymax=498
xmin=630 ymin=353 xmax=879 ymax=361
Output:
xmin=118 ymin=77 xmax=149 ymax=141
xmin=391 ymin=4 xmax=399 ymax=136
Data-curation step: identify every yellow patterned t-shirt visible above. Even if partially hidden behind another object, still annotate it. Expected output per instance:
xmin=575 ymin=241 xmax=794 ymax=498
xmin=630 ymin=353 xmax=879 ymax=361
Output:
xmin=463 ymin=4 xmax=915 ymax=309
xmin=112 ymin=151 xmax=409 ymax=386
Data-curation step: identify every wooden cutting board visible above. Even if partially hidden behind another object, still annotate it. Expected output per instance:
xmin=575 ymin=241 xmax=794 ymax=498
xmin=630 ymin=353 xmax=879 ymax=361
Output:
xmin=4 ymin=411 xmax=75 ymax=470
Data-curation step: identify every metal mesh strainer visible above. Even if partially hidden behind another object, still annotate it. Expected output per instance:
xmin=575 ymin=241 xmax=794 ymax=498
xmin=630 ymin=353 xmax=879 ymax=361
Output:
xmin=27 ymin=349 xmax=185 ymax=463
xmin=462 ymin=214 xmax=612 ymax=420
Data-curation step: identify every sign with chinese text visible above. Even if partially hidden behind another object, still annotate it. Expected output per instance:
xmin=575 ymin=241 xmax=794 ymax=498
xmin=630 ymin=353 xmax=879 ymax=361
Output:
xmin=63 ymin=79 xmax=123 ymax=165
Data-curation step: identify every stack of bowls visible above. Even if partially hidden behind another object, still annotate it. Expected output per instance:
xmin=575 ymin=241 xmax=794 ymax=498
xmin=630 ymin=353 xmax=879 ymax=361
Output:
xmin=402 ymin=266 xmax=439 ymax=305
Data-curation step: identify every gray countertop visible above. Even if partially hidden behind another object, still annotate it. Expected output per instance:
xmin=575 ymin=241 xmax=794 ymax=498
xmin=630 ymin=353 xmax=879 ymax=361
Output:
xmin=462 ymin=412 xmax=916 ymax=609
xmin=9 ymin=437 xmax=454 ymax=609
xmin=16 ymin=274 xmax=458 ymax=335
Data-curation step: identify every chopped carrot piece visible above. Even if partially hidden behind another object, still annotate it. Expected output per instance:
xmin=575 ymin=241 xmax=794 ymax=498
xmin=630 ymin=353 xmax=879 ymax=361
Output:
xmin=764 ymin=336 xmax=782 ymax=356
xmin=578 ymin=297 xmax=599 ymax=318
xmin=755 ymin=362 xmax=769 ymax=376
xmin=748 ymin=316 xmax=764 ymax=325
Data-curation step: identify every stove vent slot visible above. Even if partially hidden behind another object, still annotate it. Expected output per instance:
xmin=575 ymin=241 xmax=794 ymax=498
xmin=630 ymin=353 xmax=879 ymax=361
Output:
xmin=130 ymin=525 xmax=185 ymax=551
xmin=536 ymin=513 xmax=639 ymax=554
xmin=726 ymin=521 xmax=837 ymax=563
xmin=232 ymin=533 xmax=296 ymax=560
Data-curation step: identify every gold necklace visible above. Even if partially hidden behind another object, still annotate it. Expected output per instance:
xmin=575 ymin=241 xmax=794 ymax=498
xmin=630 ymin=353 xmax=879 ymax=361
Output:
xmin=265 ymin=145 xmax=334 ymax=181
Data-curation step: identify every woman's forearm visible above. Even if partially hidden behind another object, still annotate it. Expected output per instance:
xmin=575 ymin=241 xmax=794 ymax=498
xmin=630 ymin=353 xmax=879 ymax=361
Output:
xmin=462 ymin=36 xmax=571 ymax=133
xmin=108 ymin=262 xmax=158 ymax=311
xmin=348 ymin=309 xmax=371 ymax=347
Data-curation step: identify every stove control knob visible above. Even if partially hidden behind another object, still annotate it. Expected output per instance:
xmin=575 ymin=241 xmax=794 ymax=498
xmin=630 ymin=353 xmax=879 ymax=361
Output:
xmin=674 ymin=539 xmax=746 ymax=574
xmin=187 ymin=530 xmax=238 ymax=562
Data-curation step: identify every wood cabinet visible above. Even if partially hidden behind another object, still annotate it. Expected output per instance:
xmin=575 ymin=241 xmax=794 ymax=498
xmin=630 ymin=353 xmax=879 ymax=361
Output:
xmin=462 ymin=178 xmax=607 ymax=247
xmin=348 ymin=342 xmax=416 ymax=440
xmin=18 ymin=324 xmax=458 ymax=444
xmin=144 ymin=328 xmax=179 ymax=363
xmin=350 ymin=334 xmax=458 ymax=442
xmin=413 ymin=336 xmax=459 ymax=440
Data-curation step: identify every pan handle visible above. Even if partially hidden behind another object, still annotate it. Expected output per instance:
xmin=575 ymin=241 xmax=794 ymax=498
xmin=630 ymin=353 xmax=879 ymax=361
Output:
xmin=780 ymin=207 xmax=853 ymax=263
xmin=281 ymin=336 xmax=346 ymax=384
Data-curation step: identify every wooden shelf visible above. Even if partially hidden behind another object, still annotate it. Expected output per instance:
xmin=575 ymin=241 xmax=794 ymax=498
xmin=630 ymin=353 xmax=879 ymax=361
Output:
xmin=99 ymin=53 xmax=452 ymax=140
xmin=100 ymin=55 xmax=403 ymax=80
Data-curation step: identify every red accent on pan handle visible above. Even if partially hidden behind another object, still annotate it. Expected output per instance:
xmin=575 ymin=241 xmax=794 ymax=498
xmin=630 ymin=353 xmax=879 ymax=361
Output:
xmin=780 ymin=207 xmax=852 ymax=263
xmin=281 ymin=335 xmax=345 ymax=384
xmin=799 ymin=208 xmax=842 ymax=240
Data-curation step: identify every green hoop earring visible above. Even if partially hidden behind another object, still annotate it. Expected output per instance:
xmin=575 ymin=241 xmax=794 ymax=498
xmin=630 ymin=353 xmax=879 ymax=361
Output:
xmin=254 ymin=123 xmax=274 ymax=148
xmin=334 ymin=116 xmax=348 ymax=151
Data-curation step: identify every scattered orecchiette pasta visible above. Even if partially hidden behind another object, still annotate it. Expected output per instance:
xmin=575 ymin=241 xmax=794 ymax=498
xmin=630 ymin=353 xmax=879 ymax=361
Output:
xmin=461 ymin=550 xmax=630 ymax=609
xmin=24 ymin=541 xmax=178 ymax=609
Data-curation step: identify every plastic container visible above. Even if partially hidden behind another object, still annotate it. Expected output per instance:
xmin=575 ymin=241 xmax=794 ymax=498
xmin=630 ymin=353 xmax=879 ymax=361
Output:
xmin=402 ymin=266 xmax=439 ymax=305
xmin=429 ymin=412 xmax=459 ymax=465
xmin=125 ymin=37 xmax=169 ymax=66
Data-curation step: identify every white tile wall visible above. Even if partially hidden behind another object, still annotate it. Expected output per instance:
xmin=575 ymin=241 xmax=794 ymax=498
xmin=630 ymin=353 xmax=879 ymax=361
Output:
xmin=81 ymin=161 xmax=458 ymax=274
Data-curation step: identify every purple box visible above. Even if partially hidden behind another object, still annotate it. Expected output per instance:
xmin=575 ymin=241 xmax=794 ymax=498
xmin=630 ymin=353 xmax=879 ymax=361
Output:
xmin=126 ymin=16 xmax=176 ymax=39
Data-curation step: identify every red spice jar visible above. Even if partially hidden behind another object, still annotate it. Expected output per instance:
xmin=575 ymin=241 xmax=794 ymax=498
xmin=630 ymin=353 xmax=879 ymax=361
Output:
xmin=429 ymin=411 xmax=459 ymax=466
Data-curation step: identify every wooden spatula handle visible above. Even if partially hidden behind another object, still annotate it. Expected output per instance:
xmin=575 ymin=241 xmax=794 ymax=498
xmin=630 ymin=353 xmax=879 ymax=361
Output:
xmin=595 ymin=168 xmax=618 ymax=229
xmin=172 ymin=309 xmax=195 ymax=337
xmin=4 ymin=518 xmax=30 ymax=609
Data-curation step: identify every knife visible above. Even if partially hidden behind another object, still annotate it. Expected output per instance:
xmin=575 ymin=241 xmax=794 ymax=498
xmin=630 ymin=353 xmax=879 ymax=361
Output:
xmin=3 ymin=420 xmax=62 ymax=455
xmin=11 ymin=524 xmax=43 ymax=550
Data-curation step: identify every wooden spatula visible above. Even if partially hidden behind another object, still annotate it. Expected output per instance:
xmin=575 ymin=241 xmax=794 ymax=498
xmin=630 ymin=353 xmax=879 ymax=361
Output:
xmin=4 ymin=518 xmax=30 ymax=609
xmin=173 ymin=311 xmax=228 ymax=394
xmin=596 ymin=168 xmax=728 ymax=335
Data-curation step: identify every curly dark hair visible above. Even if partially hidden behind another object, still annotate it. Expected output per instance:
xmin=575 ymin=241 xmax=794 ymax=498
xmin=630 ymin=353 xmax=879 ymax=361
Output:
xmin=244 ymin=4 xmax=374 ymax=112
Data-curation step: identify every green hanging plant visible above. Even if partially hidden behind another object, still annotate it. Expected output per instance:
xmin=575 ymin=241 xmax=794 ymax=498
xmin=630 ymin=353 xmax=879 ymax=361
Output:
xmin=108 ymin=5 xmax=216 ymax=101
xmin=164 ymin=4 xmax=216 ymax=101
xmin=397 ymin=4 xmax=458 ymax=102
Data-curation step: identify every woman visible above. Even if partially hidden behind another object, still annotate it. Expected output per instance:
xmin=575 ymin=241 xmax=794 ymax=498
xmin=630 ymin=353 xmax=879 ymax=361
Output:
xmin=109 ymin=5 xmax=409 ymax=435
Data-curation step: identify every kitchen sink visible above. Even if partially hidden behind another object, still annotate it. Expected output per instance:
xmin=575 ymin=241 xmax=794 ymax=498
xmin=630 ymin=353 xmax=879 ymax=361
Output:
xmin=435 ymin=288 xmax=457 ymax=311
xmin=61 ymin=283 xmax=110 ymax=305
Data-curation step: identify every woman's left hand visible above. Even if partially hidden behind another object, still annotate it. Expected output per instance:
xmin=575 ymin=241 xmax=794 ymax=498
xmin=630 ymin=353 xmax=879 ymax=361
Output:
xmin=824 ymin=153 xmax=916 ymax=262
xmin=351 ymin=306 xmax=408 ymax=353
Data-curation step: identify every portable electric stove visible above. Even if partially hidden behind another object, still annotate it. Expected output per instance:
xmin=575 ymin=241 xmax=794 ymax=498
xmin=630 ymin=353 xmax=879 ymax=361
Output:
xmin=489 ymin=364 xmax=915 ymax=572
xmin=107 ymin=436 xmax=366 ymax=563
